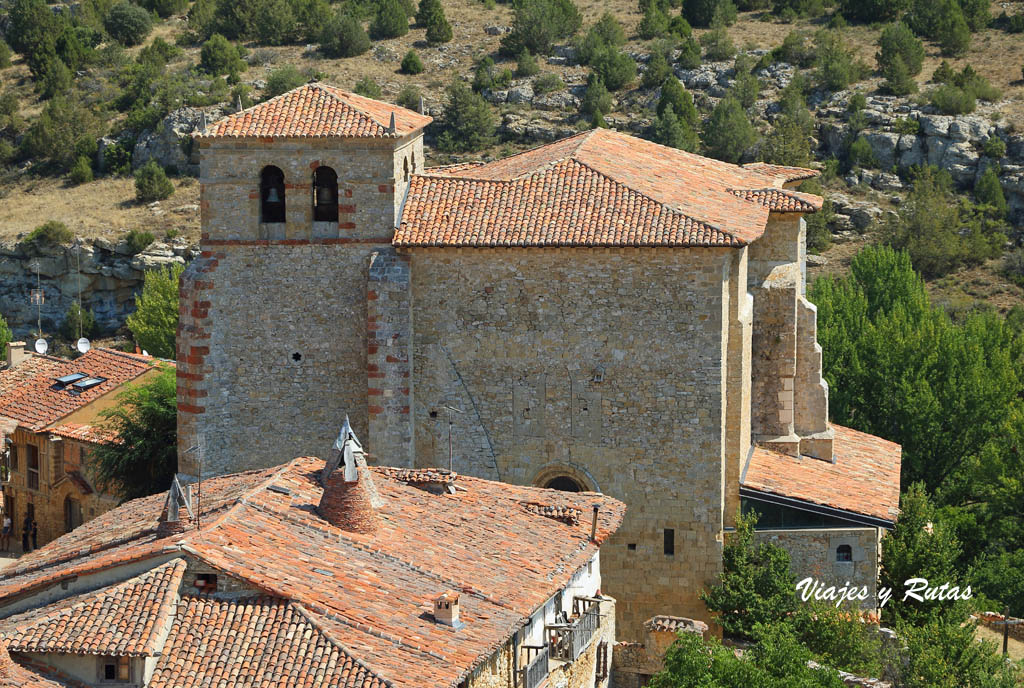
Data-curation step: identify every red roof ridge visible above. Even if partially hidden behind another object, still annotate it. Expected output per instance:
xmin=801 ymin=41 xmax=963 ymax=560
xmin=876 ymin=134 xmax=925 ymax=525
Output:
xmin=729 ymin=187 xmax=824 ymax=213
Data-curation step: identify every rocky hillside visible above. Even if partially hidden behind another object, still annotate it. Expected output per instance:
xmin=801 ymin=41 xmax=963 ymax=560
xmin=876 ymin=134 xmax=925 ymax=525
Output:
xmin=1 ymin=0 xmax=1024 ymax=337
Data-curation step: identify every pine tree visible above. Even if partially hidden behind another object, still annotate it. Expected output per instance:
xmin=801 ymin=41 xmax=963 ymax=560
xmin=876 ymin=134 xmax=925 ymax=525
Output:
xmin=703 ymin=97 xmax=757 ymax=163
xmin=371 ymin=0 xmax=410 ymax=39
xmin=321 ymin=11 xmax=371 ymax=57
xmin=126 ymin=263 xmax=184 ymax=359
xmin=975 ymin=166 xmax=1007 ymax=218
xmin=652 ymin=104 xmax=698 ymax=151
xmin=580 ymin=72 xmax=612 ymax=118
xmin=415 ymin=0 xmax=441 ymax=26
xmin=424 ymin=7 xmax=452 ymax=44
xmin=437 ymin=79 xmax=496 ymax=152
xmin=400 ymin=49 xmax=424 ymax=74
xmin=656 ymin=77 xmax=697 ymax=128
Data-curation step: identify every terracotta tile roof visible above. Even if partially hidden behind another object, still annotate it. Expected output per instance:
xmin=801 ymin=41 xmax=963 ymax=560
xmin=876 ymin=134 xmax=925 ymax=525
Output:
xmin=375 ymin=466 xmax=457 ymax=485
xmin=741 ymin=162 xmax=821 ymax=183
xmin=0 ymin=459 xmax=625 ymax=688
xmin=397 ymin=129 xmax=817 ymax=248
xmin=2 ymin=559 xmax=185 ymax=656
xmin=742 ymin=424 xmax=902 ymax=522
xmin=149 ymin=596 xmax=386 ymax=688
xmin=0 ymin=349 xmax=160 ymax=432
xmin=643 ymin=615 xmax=709 ymax=634
xmin=0 ymin=646 xmax=82 ymax=688
xmin=199 ymin=83 xmax=432 ymax=139
xmin=522 ymin=502 xmax=582 ymax=526
xmin=730 ymin=187 xmax=823 ymax=213
xmin=0 ymin=356 xmax=63 ymax=396
xmin=48 ymin=423 xmax=116 ymax=444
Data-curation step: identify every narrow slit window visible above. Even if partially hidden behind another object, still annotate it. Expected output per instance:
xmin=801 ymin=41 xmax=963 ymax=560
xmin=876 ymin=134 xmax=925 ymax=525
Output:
xmin=663 ymin=528 xmax=675 ymax=556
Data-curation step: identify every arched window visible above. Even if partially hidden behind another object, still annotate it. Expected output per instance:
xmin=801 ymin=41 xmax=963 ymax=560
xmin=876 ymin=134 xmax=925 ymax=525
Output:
xmin=545 ymin=476 xmax=583 ymax=492
xmin=312 ymin=166 xmax=338 ymax=222
xmin=836 ymin=544 xmax=853 ymax=562
xmin=260 ymin=166 xmax=286 ymax=223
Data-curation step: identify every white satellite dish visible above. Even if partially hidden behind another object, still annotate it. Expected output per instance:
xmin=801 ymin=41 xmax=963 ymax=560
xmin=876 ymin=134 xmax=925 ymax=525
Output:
xmin=142 ymin=350 xmax=149 ymax=357
xmin=76 ymin=337 xmax=91 ymax=354
xmin=34 ymin=338 xmax=48 ymax=355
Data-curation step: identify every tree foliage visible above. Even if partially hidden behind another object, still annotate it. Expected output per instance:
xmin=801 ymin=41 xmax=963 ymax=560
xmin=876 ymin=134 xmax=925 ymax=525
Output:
xmin=126 ymin=263 xmax=184 ymax=359
xmin=320 ymin=11 xmax=371 ymax=57
xmin=200 ymin=33 xmax=247 ymax=76
xmin=370 ymin=0 xmax=410 ymax=39
xmin=135 ymin=160 xmax=175 ymax=202
xmin=437 ymin=79 xmax=496 ymax=153
xmin=91 ymin=366 xmax=178 ymax=502
xmin=0 ymin=313 xmax=11 ymax=353
xmin=500 ymin=0 xmax=582 ymax=56
xmin=700 ymin=511 xmax=796 ymax=639
xmin=702 ymin=97 xmax=757 ymax=163
xmin=105 ymin=2 xmax=154 ymax=46
xmin=974 ymin=165 xmax=1007 ymax=218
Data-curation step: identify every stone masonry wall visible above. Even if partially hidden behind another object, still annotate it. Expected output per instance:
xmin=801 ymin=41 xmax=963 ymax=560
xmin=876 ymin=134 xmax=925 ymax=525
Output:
xmin=408 ymin=247 xmax=736 ymax=640
xmin=755 ymin=528 xmax=880 ymax=611
xmin=179 ymin=135 xmax=413 ymax=478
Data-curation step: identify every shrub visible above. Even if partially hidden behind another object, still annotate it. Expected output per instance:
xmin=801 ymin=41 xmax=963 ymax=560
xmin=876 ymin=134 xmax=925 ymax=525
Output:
xmin=134 ymin=160 xmax=174 ymax=202
xmin=591 ymin=48 xmax=636 ymax=91
xmin=877 ymin=23 xmax=924 ymax=78
xmin=958 ymin=0 xmax=989 ymax=32
xmin=931 ymin=59 xmax=956 ymax=83
xmin=846 ymin=136 xmax=876 ymax=169
xmin=838 ymin=0 xmax=906 ymax=22
xmin=703 ymin=97 xmax=757 ymax=163
xmin=320 ymin=11 xmax=371 ymax=57
xmin=580 ymin=72 xmax=611 ymax=118
xmin=882 ymin=56 xmax=917 ymax=95
xmin=935 ymin=1 xmax=971 ymax=56
xmin=929 ymin=83 xmax=975 ymax=114
xmin=638 ymin=5 xmax=670 ymax=39
xmin=894 ymin=117 xmax=919 ymax=134
xmin=773 ymin=0 xmax=823 ymax=18
xmin=0 ymin=41 xmax=10 ymax=68
xmin=657 ymin=76 xmax=698 ymax=125
xmin=415 ymin=0 xmax=440 ymax=25
xmin=700 ymin=25 xmax=735 ymax=61
xmin=762 ymin=108 xmax=813 ymax=167
xmin=772 ymin=30 xmax=815 ymax=68
xmin=371 ymin=0 xmax=410 ymax=39
xmin=20 ymin=96 xmax=101 ymax=173
xmin=983 ymin=136 xmax=1006 ymax=159
xmin=500 ymin=0 xmax=582 ymax=56
xmin=954 ymin=64 xmax=1001 ymax=101
xmin=24 ymin=220 xmax=74 ymax=247
xmin=787 ymin=604 xmax=883 ymax=676
xmin=815 ymin=29 xmax=864 ymax=91
xmin=846 ymin=91 xmax=866 ymax=113
xmin=264 ymin=65 xmax=306 ymax=98
xmin=104 ymin=1 xmax=153 ymax=46
xmin=575 ymin=12 xmax=625 ymax=65
xmin=69 ymin=156 xmax=94 ymax=184
xmin=437 ymin=79 xmax=496 ymax=152
xmin=396 ymin=84 xmax=422 ymax=110
xmin=684 ymin=0 xmax=735 ymax=27
xmin=533 ymin=71 xmax=564 ymax=94
xmin=141 ymin=0 xmax=188 ymax=18
xmin=473 ymin=57 xmax=514 ymax=91
xmin=731 ymin=55 xmax=761 ymax=108
xmin=354 ymin=76 xmax=382 ymax=98
xmin=515 ymin=50 xmax=540 ymax=77
xmin=39 ymin=58 xmax=72 ymax=99
xmin=676 ymin=36 xmax=701 ymax=69
xmin=400 ymin=49 xmax=424 ymax=74
xmin=642 ymin=50 xmax=672 ymax=89
xmin=975 ymin=166 xmax=1007 ymax=217
xmin=60 ymin=303 xmax=97 ymax=341
xmin=200 ymin=33 xmax=246 ymax=76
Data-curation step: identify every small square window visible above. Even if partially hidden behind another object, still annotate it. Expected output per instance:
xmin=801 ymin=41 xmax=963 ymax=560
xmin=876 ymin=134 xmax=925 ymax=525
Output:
xmin=195 ymin=573 xmax=218 ymax=592
xmin=627 ymin=543 xmax=637 ymax=551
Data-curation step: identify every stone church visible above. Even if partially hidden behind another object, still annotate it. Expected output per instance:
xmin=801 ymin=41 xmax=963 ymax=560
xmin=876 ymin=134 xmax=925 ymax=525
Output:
xmin=177 ymin=83 xmax=902 ymax=639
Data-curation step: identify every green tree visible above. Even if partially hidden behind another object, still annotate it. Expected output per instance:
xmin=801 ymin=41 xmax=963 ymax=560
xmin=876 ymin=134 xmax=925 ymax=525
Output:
xmin=641 ymin=50 xmax=671 ymax=89
xmin=894 ymin=617 xmax=1020 ymax=688
xmin=69 ymin=156 xmax=94 ymax=185
xmin=877 ymin=23 xmax=925 ymax=77
xmin=515 ymin=49 xmax=540 ymax=77
xmin=127 ymin=263 xmax=184 ymax=359
xmin=400 ymin=49 xmax=424 ymax=74
xmin=971 ymin=549 xmax=1024 ymax=617
xmin=652 ymin=104 xmax=698 ymax=151
xmin=815 ymin=29 xmax=863 ymax=91
xmin=200 ymin=34 xmax=246 ymax=76
xmin=730 ymin=55 xmax=761 ymax=108
xmin=396 ymin=84 xmax=422 ymax=110
xmin=91 ymin=366 xmax=177 ymax=502
xmin=656 ymin=76 xmax=698 ymax=126
xmin=700 ymin=511 xmax=796 ymax=639
xmin=264 ymin=65 xmax=306 ymax=98
xmin=371 ymin=0 xmax=410 ymax=39
xmin=936 ymin=2 xmax=971 ymax=56
xmin=975 ymin=165 xmax=1007 ymax=218
xmin=0 ymin=40 xmax=11 ymax=68
xmin=135 ymin=160 xmax=175 ymax=202
xmin=580 ymin=72 xmax=612 ymax=118
xmin=60 ymin=302 xmax=97 ymax=341
xmin=703 ymin=97 xmax=757 ymax=163
xmin=676 ymin=36 xmax=701 ymax=69
xmin=787 ymin=604 xmax=883 ymax=676
xmin=354 ymin=76 xmax=382 ymax=98
xmin=684 ymin=0 xmax=734 ymax=27
xmin=436 ymin=79 xmax=496 ymax=153
xmin=104 ymin=1 xmax=153 ymax=46
xmin=838 ymin=0 xmax=906 ymax=22
xmin=0 ymin=314 xmax=10 ymax=355
xmin=500 ymin=0 xmax=582 ymax=56
xmin=638 ymin=4 xmax=669 ymax=39
xmin=415 ymin=0 xmax=441 ymax=26
xmin=761 ymin=82 xmax=814 ymax=167
xmin=419 ymin=0 xmax=452 ymax=43
xmin=20 ymin=96 xmax=102 ymax=173
xmin=141 ymin=0 xmax=189 ymax=18
xmin=320 ymin=11 xmax=371 ymax=58
xmin=773 ymin=0 xmax=823 ymax=18
xmin=576 ymin=12 xmax=625 ymax=65
xmin=700 ymin=23 xmax=735 ymax=61
xmin=23 ymin=220 xmax=74 ymax=247
xmin=591 ymin=48 xmax=636 ymax=91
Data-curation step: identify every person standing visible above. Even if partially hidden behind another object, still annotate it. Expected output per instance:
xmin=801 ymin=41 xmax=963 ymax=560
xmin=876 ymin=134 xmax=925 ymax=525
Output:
xmin=20 ymin=515 xmax=30 ymax=553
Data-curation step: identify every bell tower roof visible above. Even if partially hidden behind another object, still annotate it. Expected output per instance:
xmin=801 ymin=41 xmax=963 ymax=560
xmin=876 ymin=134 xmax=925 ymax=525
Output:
xmin=196 ymin=82 xmax=432 ymax=140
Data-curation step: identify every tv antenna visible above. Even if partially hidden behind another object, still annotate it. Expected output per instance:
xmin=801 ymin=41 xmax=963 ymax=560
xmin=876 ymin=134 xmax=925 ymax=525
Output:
xmin=29 ymin=259 xmax=46 ymax=354
xmin=74 ymin=244 xmax=90 ymax=354
xmin=442 ymin=405 xmax=462 ymax=472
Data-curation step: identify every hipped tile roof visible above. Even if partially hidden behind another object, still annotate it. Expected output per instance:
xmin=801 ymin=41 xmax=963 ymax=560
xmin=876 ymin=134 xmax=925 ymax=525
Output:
xmin=0 ymin=458 xmax=625 ymax=688
xmin=395 ymin=129 xmax=822 ymax=248
xmin=742 ymin=424 xmax=902 ymax=522
xmin=2 ymin=559 xmax=185 ymax=656
xmin=730 ymin=187 xmax=824 ymax=213
xmin=199 ymin=83 xmax=432 ymax=139
xmin=0 ymin=348 xmax=160 ymax=432
xmin=741 ymin=161 xmax=821 ymax=183
xmin=149 ymin=596 xmax=385 ymax=688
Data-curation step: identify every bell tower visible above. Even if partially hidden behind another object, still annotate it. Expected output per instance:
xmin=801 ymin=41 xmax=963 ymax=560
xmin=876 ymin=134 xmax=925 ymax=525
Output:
xmin=176 ymin=83 xmax=431 ymax=481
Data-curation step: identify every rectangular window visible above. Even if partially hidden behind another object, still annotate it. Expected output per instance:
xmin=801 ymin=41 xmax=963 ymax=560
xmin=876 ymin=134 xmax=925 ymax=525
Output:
xmin=100 ymin=656 xmax=130 ymax=682
xmin=26 ymin=445 xmax=39 ymax=491
xmin=663 ymin=528 xmax=675 ymax=556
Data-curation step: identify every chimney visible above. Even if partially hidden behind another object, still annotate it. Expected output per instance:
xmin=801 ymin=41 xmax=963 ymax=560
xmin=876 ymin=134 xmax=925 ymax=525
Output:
xmin=318 ymin=418 xmax=381 ymax=534
xmin=6 ymin=342 xmax=28 ymax=368
xmin=434 ymin=590 xmax=461 ymax=627
xmin=157 ymin=477 xmax=195 ymax=536
xmin=590 ymin=504 xmax=600 ymax=542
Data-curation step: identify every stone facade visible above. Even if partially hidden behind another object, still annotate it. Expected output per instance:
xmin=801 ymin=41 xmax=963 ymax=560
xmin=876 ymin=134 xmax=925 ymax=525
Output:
xmin=180 ymin=103 xmax=855 ymax=642
xmin=755 ymin=528 xmax=881 ymax=611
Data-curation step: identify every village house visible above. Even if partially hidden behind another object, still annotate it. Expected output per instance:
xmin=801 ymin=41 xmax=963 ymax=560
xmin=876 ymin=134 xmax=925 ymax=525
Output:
xmin=0 ymin=425 xmax=623 ymax=688
xmin=176 ymin=83 xmax=902 ymax=639
xmin=0 ymin=343 xmax=165 ymax=550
